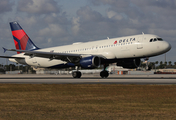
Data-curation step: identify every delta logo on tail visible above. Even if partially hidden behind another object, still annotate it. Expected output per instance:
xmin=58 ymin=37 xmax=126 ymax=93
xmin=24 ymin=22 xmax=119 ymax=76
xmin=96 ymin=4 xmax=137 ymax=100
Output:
xmin=10 ymin=22 xmax=39 ymax=54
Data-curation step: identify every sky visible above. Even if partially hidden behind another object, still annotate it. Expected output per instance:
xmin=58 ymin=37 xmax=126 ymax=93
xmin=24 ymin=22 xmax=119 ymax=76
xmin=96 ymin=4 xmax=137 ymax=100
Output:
xmin=0 ymin=0 xmax=176 ymax=65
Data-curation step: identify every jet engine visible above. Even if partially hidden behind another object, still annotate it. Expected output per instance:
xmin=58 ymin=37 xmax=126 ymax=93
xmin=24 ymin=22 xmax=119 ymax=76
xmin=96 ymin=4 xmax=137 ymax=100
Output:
xmin=116 ymin=58 xmax=141 ymax=69
xmin=80 ymin=56 xmax=100 ymax=69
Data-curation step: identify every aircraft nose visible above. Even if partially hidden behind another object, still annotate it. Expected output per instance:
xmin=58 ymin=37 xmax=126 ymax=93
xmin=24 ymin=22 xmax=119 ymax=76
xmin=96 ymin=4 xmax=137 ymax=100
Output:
xmin=162 ymin=42 xmax=171 ymax=52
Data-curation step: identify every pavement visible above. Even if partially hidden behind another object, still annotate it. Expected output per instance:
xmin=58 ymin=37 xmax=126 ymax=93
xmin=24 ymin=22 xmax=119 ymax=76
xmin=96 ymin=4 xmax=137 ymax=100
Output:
xmin=0 ymin=74 xmax=176 ymax=84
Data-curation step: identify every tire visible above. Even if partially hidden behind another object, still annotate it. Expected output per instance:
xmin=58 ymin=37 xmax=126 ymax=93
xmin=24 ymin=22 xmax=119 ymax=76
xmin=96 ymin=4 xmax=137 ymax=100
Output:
xmin=72 ymin=71 xmax=82 ymax=78
xmin=72 ymin=72 xmax=77 ymax=78
xmin=100 ymin=71 xmax=109 ymax=78
xmin=77 ymin=71 xmax=82 ymax=78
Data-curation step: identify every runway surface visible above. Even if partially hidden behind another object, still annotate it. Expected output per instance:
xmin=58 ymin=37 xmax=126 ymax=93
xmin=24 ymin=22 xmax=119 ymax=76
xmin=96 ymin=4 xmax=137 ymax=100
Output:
xmin=0 ymin=74 xmax=176 ymax=84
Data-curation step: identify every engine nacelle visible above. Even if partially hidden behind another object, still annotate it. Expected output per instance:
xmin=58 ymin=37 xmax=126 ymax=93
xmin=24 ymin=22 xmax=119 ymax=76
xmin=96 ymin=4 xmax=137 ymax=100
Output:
xmin=80 ymin=56 xmax=100 ymax=69
xmin=116 ymin=58 xmax=141 ymax=69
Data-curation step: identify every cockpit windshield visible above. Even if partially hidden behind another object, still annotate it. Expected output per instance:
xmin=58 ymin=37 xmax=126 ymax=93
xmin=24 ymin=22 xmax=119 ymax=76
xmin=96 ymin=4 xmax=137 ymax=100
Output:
xmin=149 ymin=38 xmax=163 ymax=42
xmin=157 ymin=38 xmax=163 ymax=41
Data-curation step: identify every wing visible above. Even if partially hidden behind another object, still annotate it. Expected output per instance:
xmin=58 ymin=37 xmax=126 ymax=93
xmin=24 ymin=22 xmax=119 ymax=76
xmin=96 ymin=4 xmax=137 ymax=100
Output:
xmin=5 ymin=49 xmax=105 ymax=63
xmin=0 ymin=55 xmax=24 ymax=59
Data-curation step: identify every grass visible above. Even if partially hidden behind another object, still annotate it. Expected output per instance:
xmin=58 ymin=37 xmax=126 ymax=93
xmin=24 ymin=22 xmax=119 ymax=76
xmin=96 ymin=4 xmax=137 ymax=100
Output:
xmin=0 ymin=84 xmax=176 ymax=120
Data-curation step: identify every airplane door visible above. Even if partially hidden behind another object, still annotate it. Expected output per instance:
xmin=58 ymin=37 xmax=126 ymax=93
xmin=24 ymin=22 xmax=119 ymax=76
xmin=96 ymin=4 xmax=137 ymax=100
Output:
xmin=137 ymin=36 xmax=143 ymax=49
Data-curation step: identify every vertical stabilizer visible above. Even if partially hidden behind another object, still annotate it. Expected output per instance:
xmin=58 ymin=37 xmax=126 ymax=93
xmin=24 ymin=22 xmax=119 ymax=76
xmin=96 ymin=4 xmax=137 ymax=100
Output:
xmin=10 ymin=22 xmax=39 ymax=54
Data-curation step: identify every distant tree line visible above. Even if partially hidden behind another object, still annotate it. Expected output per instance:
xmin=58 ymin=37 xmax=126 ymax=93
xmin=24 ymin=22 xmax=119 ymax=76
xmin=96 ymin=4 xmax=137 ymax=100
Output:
xmin=1 ymin=60 xmax=176 ymax=73
xmin=0 ymin=64 xmax=35 ymax=73
xmin=141 ymin=61 xmax=176 ymax=70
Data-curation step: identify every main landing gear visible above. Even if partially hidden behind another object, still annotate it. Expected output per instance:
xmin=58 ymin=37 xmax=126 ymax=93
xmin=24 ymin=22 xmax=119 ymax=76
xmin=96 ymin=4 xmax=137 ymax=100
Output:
xmin=100 ymin=64 xmax=109 ymax=78
xmin=72 ymin=65 xmax=109 ymax=78
xmin=72 ymin=71 xmax=82 ymax=78
xmin=72 ymin=66 xmax=82 ymax=78
xmin=100 ymin=70 xmax=109 ymax=78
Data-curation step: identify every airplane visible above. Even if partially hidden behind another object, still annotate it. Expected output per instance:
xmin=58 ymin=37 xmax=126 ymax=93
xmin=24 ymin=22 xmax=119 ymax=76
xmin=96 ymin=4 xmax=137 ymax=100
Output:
xmin=0 ymin=21 xmax=171 ymax=78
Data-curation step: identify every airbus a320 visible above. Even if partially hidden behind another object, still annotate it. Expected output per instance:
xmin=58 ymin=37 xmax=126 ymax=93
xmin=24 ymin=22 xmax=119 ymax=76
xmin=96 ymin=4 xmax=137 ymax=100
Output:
xmin=0 ymin=22 xmax=171 ymax=78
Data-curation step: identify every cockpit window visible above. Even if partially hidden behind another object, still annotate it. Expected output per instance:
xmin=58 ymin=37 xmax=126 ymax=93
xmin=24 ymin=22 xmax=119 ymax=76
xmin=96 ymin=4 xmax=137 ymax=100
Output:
xmin=157 ymin=38 xmax=163 ymax=41
xmin=149 ymin=38 xmax=163 ymax=42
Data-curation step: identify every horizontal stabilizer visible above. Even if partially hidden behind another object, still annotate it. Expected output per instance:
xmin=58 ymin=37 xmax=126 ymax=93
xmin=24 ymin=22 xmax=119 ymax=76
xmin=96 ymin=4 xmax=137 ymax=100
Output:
xmin=2 ymin=47 xmax=7 ymax=53
xmin=2 ymin=48 xmax=17 ymax=52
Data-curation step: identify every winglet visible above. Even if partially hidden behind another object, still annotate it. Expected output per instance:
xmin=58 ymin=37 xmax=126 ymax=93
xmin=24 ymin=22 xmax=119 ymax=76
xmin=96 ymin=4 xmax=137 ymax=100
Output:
xmin=2 ymin=47 xmax=7 ymax=53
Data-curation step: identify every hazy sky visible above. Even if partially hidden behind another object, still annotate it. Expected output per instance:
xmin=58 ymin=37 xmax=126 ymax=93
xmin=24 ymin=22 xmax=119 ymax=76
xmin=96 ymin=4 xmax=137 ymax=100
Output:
xmin=0 ymin=0 xmax=175 ymax=65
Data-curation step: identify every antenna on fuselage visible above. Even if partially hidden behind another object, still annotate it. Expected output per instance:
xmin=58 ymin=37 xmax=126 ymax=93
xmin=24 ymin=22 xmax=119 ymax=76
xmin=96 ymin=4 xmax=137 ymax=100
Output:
xmin=107 ymin=37 xmax=109 ymax=39
xmin=142 ymin=32 xmax=144 ymax=35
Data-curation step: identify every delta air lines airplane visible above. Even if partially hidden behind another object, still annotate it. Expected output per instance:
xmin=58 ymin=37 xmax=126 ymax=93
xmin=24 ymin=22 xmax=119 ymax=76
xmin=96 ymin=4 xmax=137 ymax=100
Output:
xmin=0 ymin=22 xmax=171 ymax=78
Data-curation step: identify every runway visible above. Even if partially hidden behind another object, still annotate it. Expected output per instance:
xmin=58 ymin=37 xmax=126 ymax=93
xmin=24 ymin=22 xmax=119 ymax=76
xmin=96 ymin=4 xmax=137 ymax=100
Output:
xmin=0 ymin=74 xmax=176 ymax=84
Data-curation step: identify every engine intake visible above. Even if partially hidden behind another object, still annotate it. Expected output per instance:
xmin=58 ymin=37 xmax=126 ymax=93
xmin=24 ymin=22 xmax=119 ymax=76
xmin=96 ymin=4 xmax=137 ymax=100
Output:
xmin=80 ymin=56 xmax=100 ymax=69
xmin=116 ymin=58 xmax=141 ymax=69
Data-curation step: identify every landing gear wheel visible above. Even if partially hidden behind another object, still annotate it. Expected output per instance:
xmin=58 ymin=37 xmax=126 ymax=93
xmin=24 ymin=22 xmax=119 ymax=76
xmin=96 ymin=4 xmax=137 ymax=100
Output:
xmin=77 ymin=71 xmax=81 ymax=78
xmin=100 ymin=71 xmax=109 ymax=78
xmin=72 ymin=71 xmax=82 ymax=78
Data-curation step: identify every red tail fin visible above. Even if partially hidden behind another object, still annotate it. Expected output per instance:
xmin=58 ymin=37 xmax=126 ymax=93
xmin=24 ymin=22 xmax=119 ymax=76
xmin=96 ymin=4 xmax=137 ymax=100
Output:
xmin=10 ymin=22 xmax=39 ymax=54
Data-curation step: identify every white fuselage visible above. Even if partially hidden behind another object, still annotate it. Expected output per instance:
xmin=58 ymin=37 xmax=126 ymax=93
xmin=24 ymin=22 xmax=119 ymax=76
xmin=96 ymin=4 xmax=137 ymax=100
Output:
xmin=10 ymin=34 xmax=171 ymax=68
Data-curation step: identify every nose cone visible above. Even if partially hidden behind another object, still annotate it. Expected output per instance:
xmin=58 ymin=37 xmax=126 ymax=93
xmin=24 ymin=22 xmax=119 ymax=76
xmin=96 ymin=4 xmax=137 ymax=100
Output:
xmin=162 ymin=41 xmax=171 ymax=53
